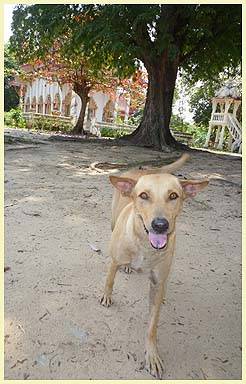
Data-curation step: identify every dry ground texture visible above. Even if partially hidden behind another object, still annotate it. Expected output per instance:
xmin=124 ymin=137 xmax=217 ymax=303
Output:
xmin=4 ymin=129 xmax=242 ymax=380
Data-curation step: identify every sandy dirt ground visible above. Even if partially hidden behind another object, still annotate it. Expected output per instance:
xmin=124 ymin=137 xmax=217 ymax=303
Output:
xmin=4 ymin=129 xmax=242 ymax=380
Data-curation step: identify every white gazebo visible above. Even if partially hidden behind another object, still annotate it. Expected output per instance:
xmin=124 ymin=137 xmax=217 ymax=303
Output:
xmin=205 ymin=79 xmax=242 ymax=153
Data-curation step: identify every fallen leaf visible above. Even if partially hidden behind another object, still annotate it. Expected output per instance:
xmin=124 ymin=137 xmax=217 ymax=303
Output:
xmin=88 ymin=243 xmax=101 ymax=253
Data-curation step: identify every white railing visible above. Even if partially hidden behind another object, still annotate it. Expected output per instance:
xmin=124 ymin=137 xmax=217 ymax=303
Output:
xmin=227 ymin=114 xmax=241 ymax=140
xmin=211 ymin=113 xmax=225 ymax=123
xmin=88 ymin=120 xmax=193 ymax=144
xmin=88 ymin=121 xmax=136 ymax=137
xmin=227 ymin=114 xmax=242 ymax=153
xmin=23 ymin=112 xmax=72 ymax=122
xmin=95 ymin=121 xmax=136 ymax=131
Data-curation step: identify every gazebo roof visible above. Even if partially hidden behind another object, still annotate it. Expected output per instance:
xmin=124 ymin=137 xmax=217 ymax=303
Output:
xmin=215 ymin=78 xmax=241 ymax=100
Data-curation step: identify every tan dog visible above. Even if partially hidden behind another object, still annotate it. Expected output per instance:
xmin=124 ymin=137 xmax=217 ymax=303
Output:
xmin=100 ymin=154 xmax=209 ymax=379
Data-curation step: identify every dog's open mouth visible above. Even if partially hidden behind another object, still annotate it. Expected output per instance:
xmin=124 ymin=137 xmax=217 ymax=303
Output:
xmin=138 ymin=215 xmax=168 ymax=250
xmin=148 ymin=231 xmax=168 ymax=250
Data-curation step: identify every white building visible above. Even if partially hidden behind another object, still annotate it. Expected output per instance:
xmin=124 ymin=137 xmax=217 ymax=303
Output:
xmin=17 ymin=69 xmax=131 ymax=130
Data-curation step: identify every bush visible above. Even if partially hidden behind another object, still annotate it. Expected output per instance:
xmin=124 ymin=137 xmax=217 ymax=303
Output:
xmin=128 ymin=109 xmax=143 ymax=126
xmin=4 ymin=108 xmax=27 ymax=128
xmin=170 ymin=114 xmax=192 ymax=133
xmin=170 ymin=114 xmax=210 ymax=148
xmin=100 ymin=127 xmax=129 ymax=138
xmin=191 ymin=125 xmax=209 ymax=147
xmin=31 ymin=116 xmax=73 ymax=133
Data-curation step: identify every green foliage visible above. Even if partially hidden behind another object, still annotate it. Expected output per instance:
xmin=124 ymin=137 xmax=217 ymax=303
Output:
xmin=100 ymin=127 xmax=129 ymax=138
xmin=191 ymin=125 xmax=209 ymax=147
xmin=71 ymin=5 xmax=241 ymax=83
xmin=170 ymin=114 xmax=208 ymax=148
xmin=4 ymin=79 xmax=19 ymax=112
xmin=31 ymin=117 xmax=73 ymax=132
xmin=4 ymin=108 xmax=26 ymax=128
xmin=4 ymin=44 xmax=19 ymax=111
xmin=128 ymin=109 xmax=144 ymax=126
xmin=188 ymin=86 xmax=213 ymax=126
xmin=170 ymin=114 xmax=192 ymax=133
xmin=12 ymin=4 xmax=242 ymax=82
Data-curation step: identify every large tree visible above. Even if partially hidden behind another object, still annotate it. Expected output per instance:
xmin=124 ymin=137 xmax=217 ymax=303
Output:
xmin=11 ymin=4 xmax=241 ymax=149
xmin=79 ymin=5 xmax=241 ymax=149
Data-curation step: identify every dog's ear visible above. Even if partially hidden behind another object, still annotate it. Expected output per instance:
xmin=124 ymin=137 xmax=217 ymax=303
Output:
xmin=109 ymin=175 xmax=136 ymax=196
xmin=180 ymin=179 xmax=209 ymax=198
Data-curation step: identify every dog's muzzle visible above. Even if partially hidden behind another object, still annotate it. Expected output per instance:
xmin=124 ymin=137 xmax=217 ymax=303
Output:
xmin=138 ymin=214 xmax=168 ymax=250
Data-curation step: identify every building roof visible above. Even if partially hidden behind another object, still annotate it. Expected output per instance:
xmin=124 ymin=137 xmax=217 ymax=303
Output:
xmin=215 ymin=78 xmax=241 ymax=100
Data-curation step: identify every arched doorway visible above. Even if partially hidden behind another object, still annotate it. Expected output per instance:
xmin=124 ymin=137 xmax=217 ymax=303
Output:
xmin=63 ymin=93 xmax=72 ymax=116
xmin=53 ymin=93 xmax=61 ymax=112
xmin=102 ymin=99 xmax=114 ymax=122
xmin=87 ymin=97 xmax=98 ymax=121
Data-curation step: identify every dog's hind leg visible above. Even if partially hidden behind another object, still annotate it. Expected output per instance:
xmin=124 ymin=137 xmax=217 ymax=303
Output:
xmin=100 ymin=260 xmax=118 ymax=307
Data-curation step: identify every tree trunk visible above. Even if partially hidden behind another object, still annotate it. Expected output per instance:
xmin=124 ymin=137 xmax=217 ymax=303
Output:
xmin=123 ymin=53 xmax=181 ymax=150
xmin=72 ymin=83 xmax=90 ymax=135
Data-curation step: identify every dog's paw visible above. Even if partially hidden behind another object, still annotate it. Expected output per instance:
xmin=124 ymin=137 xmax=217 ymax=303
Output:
xmin=162 ymin=297 xmax=166 ymax=305
xmin=124 ymin=265 xmax=133 ymax=274
xmin=100 ymin=294 xmax=112 ymax=307
xmin=145 ymin=348 xmax=165 ymax=379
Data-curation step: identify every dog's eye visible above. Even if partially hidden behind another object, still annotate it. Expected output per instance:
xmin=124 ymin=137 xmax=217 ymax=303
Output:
xmin=169 ymin=192 xmax=179 ymax=200
xmin=139 ymin=192 xmax=149 ymax=200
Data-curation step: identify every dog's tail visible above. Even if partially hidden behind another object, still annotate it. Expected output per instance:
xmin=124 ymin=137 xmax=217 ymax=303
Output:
xmin=144 ymin=153 xmax=190 ymax=175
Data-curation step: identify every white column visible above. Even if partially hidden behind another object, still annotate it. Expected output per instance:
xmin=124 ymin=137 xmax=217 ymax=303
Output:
xmin=84 ymin=103 xmax=89 ymax=130
xmin=233 ymin=101 xmax=240 ymax=118
xmin=50 ymin=84 xmax=53 ymax=114
xmin=214 ymin=126 xmax=221 ymax=147
xmin=211 ymin=99 xmax=217 ymax=121
xmin=20 ymin=85 xmax=24 ymax=111
xmin=124 ymin=96 xmax=130 ymax=123
xmin=225 ymin=99 xmax=231 ymax=113
xmin=42 ymin=79 xmax=45 ymax=115
xmin=205 ymin=122 xmax=212 ymax=147
xmin=217 ymin=126 xmax=225 ymax=150
xmin=59 ymin=84 xmax=62 ymax=114
xmin=61 ymin=85 xmax=65 ymax=116
xmin=227 ymin=133 xmax=233 ymax=151
xmin=219 ymin=102 xmax=224 ymax=113
xmin=35 ymin=80 xmax=38 ymax=113
xmin=113 ymin=87 xmax=122 ymax=122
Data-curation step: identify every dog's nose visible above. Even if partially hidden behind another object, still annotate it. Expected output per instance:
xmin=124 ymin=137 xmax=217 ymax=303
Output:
xmin=151 ymin=217 xmax=169 ymax=233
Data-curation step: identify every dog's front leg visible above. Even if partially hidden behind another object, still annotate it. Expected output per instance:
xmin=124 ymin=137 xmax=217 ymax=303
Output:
xmin=100 ymin=260 xmax=118 ymax=307
xmin=145 ymin=253 xmax=174 ymax=379
xmin=145 ymin=276 xmax=166 ymax=379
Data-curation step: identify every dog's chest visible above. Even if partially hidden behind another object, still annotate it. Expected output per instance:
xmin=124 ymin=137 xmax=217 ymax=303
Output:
xmin=130 ymin=246 xmax=164 ymax=271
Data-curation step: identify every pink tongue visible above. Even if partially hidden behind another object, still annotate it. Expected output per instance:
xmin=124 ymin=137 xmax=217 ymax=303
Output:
xmin=148 ymin=231 xmax=167 ymax=249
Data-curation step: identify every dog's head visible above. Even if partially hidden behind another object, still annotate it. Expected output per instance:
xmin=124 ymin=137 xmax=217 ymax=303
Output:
xmin=110 ymin=173 xmax=209 ymax=250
